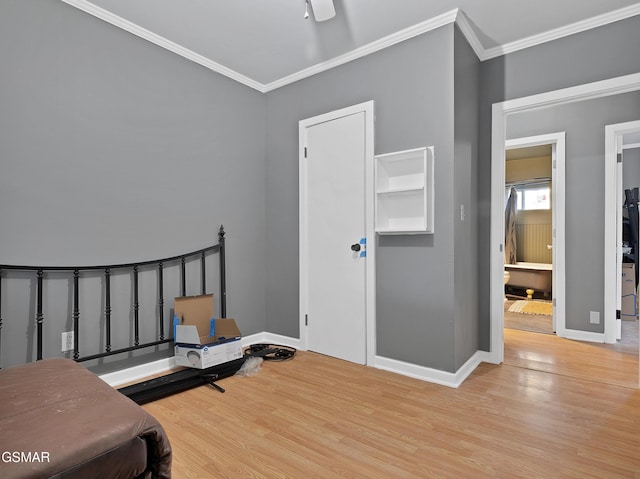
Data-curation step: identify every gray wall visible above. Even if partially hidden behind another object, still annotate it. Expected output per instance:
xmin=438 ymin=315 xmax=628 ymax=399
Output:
xmin=453 ymin=27 xmax=479 ymax=369
xmin=3 ymin=0 xmax=638 ymax=374
xmin=478 ymin=15 xmax=640 ymax=349
xmin=0 ymin=0 xmax=267 ymax=370
xmin=265 ymin=26 xmax=464 ymax=372
xmin=507 ymin=92 xmax=640 ymax=332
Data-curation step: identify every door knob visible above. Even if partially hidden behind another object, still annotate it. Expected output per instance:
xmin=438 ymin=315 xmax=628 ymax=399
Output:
xmin=351 ymin=243 xmax=361 ymax=252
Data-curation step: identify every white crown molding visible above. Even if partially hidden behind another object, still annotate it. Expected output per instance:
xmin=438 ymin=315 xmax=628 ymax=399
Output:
xmin=60 ymin=0 xmax=266 ymax=92
xmin=482 ymin=2 xmax=640 ymax=61
xmin=263 ymin=9 xmax=459 ymax=92
xmin=61 ymin=1 xmax=640 ymax=91
xmin=453 ymin=10 xmax=485 ymax=61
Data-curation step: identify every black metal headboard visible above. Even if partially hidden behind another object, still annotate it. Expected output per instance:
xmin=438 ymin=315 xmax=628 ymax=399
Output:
xmin=0 ymin=225 xmax=227 ymax=365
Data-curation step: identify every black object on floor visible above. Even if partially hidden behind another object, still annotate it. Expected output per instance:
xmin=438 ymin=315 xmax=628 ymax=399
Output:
xmin=118 ymin=344 xmax=296 ymax=404
xmin=118 ymin=357 xmax=245 ymax=404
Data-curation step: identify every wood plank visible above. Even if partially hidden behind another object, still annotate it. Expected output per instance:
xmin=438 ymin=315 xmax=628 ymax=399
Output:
xmin=504 ymin=326 xmax=638 ymax=389
xmin=141 ymin=339 xmax=640 ymax=478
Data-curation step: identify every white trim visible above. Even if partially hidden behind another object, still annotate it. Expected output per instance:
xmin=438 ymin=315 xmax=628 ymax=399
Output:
xmin=453 ymin=10 xmax=486 ymax=60
xmin=490 ymin=103 xmax=506 ymax=364
xmin=499 ymin=73 xmax=640 ymax=114
xmin=241 ymin=332 xmax=303 ymax=351
xmin=374 ymin=351 xmax=485 ymax=389
xmin=491 ymin=73 xmax=640 ymax=364
xmin=299 ymin=101 xmax=376 ymax=365
xmin=622 ymin=142 xmax=640 ymax=150
xmin=482 ymin=3 xmax=640 ymax=61
xmin=263 ymin=10 xmax=459 ymax=92
xmin=61 ymin=1 xmax=640 ymax=91
xmin=61 ymin=1 xmax=640 ymax=90
xmin=60 ymin=0 xmax=265 ymax=92
xmin=62 ymin=0 xmax=457 ymax=93
xmin=605 ymin=120 xmax=640 ymax=343
xmin=99 ymin=337 xmax=489 ymax=389
xmin=99 ymin=357 xmax=176 ymax=387
xmin=563 ymin=329 xmax=606 ymax=344
xmin=505 ymin=133 xmax=566 ymax=339
xmin=99 ymin=333 xmax=302 ymax=387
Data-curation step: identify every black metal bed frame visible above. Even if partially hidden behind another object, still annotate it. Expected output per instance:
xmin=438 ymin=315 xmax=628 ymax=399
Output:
xmin=0 ymin=225 xmax=227 ymax=365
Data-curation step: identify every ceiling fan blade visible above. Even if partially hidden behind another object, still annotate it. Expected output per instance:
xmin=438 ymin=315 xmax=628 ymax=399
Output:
xmin=309 ymin=0 xmax=336 ymax=22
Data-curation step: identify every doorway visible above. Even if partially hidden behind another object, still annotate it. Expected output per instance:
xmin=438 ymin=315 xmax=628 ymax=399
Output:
xmin=490 ymin=72 xmax=640 ymax=365
xmin=606 ymin=122 xmax=640 ymax=385
xmin=503 ymin=133 xmax=566 ymax=339
xmin=298 ymin=101 xmax=376 ymax=365
xmin=606 ymin=120 xmax=640 ymax=347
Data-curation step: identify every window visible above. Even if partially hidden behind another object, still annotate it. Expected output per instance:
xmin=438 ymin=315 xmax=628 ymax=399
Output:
xmin=517 ymin=186 xmax=550 ymax=210
xmin=505 ymin=182 xmax=551 ymax=211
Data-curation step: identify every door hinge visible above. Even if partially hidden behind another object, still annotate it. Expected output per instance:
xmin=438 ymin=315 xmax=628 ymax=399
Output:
xmin=616 ymin=309 xmax=621 ymax=319
xmin=552 ymin=298 xmax=556 ymax=307
xmin=304 ymin=147 xmax=308 ymax=158
xmin=305 ymin=314 xmax=308 ymax=326
xmin=553 ymin=159 xmax=557 ymax=169
xmin=617 ymin=153 xmax=622 ymax=164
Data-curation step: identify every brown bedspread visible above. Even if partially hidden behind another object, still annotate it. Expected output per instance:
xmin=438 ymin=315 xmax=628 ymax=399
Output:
xmin=0 ymin=358 xmax=171 ymax=479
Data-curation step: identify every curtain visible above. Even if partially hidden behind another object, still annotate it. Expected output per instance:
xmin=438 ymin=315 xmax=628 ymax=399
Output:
xmin=505 ymin=187 xmax=518 ymax=265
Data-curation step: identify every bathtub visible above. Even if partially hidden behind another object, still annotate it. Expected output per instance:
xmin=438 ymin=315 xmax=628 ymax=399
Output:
xmin=505 ymin=262 xmax=552 ymax=294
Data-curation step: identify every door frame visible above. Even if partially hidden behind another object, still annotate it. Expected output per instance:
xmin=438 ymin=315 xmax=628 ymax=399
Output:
xmin=505 ymin=132 xmax=566 ymax=338
xmin=298 ymin=100 xmax=376 ymax=365
xmin=490 ymin=72 xmax=640 ymax=364
xmin=606 ymin=119 xmax=640 ymax=342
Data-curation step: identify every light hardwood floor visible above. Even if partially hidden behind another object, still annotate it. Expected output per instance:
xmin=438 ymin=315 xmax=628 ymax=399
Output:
xmin=505 ymin=323 xmax=639 ymax=389
xmin=143 ymin=335 xmax=640 ymax=478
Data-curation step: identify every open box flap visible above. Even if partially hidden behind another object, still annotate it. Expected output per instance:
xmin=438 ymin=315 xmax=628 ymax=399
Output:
xmin=174 ymin=294 xmax=214 ymax=343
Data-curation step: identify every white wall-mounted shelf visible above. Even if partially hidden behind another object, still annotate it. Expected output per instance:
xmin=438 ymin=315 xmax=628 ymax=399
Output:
xmin=375 ymin=146 xmax=434 ymax=234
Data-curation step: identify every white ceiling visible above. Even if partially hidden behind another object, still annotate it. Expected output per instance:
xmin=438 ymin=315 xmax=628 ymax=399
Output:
xmin=65 ymin=0 xmax=640 ymax=91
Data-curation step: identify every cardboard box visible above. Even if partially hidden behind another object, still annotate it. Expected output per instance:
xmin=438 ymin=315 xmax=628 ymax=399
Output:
xmin=173 ymin=294 xmax=243 ymax=369
xmin=621 ymin=294 xmax=637 ymax=319
xmin=621 ymin=263 xmax=635 ymax=296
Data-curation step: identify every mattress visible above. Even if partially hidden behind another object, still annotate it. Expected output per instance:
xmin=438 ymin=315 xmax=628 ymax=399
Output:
xmin=0 ymin=358 xmax=171 ymax=479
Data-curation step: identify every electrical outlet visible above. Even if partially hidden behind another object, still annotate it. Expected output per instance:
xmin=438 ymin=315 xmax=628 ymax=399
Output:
xmin=589 ymin=311 xmax=600 ymax=324
xmin=61 ymin=331 xmax=74 ymax=352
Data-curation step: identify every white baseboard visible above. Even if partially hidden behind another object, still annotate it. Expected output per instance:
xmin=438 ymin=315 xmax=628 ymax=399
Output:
xmin=563 ymin=328 xmax=605 ymax=343
xmin=100 ymin=334 xmax=489 ymax=389
xmin=100 ymin=357 xmax=176 ymax=387
xmin=373 ymin=350 xmax=485 ymax=389
xmin=474 ymin=350 xmax=495 ymax=364
xmin=241 ymin=332 xmax=302 ymax=350
xmin=100 ymin=333 xmax=303 ymax=387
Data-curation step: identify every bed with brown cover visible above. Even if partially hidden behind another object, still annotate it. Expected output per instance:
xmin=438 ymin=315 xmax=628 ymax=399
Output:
xmin=0 ymin=358 xmax=171 ymax=479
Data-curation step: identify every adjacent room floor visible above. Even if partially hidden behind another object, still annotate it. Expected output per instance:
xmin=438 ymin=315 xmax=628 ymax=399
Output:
xmin=504 ymin=297 xmax=554 ymax=334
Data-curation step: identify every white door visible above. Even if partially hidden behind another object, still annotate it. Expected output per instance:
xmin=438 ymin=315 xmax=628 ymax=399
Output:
xmin=299 ymin=102 xmax=375 ymax=365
